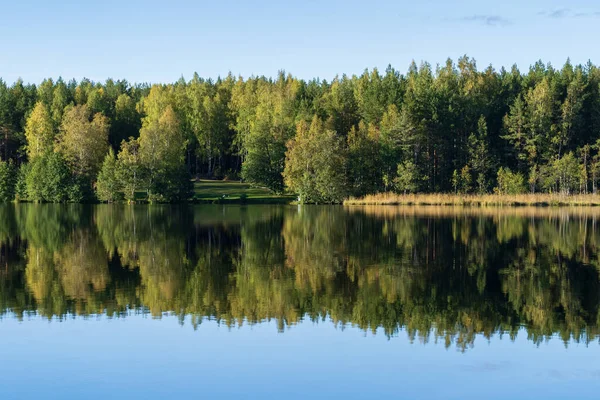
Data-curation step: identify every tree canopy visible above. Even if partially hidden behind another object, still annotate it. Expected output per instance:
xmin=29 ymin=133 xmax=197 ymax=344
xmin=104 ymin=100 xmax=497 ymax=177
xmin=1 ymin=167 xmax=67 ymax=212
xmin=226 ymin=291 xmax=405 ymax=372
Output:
xmin=2 ymin=57 xmax=600 ymax=202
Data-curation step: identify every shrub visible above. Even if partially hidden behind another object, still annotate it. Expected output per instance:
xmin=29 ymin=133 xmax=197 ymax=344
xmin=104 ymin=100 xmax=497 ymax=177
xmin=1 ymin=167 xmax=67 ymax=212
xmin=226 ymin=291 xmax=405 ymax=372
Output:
xmin=495 ymin=167 xmax=526 ymax=195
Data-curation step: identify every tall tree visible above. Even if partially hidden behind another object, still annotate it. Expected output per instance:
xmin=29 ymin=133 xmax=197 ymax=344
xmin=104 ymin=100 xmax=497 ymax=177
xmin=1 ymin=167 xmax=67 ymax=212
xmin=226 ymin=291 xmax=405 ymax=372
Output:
xmin=57 ymin=104 xmax=109 ymax=178
xmin=284 ymin=116 xmax=348 ymax=203
xmin=24 ymin=102 xmax=55 ymax=160
xmin=468 ymin=116 xmax=493 ymax=193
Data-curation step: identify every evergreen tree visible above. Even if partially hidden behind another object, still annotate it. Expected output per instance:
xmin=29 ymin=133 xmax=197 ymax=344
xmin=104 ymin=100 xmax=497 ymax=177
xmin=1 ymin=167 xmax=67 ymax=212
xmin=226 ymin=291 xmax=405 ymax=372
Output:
xmin=0 ymin=160 xmax=15 ymax=202
xmin=96 ymin=148 xmax=121 ymax=202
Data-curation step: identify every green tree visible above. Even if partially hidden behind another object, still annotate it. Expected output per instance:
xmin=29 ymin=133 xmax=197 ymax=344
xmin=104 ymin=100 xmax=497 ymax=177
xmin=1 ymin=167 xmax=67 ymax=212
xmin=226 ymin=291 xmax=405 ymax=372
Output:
xmin=468 ymin=116 xmax=493 ymax=193
xmin=24 ymin=102 xmax=55 ymax=160
xmin=284 ymin=116 xmax=348 ymax=203
xmin=540 ymin=152 xmax=580 ymax=194
xmin=25 ymin=153 xmax=73 ymax=203
xmin=0 ymin=160 xmax=16 ymax=202
xmin=139 ymin=105 xmax=189 ymax=201
xmin=393 ymin=160 xmax=418 ymax=194
xmin=96 ymin=148 xmax=121 ymax=202
xmin=57 ymin=104 xmax=109 ymax=178
xmin=116 ymin=138 xmax=146 ymax=202
xmin=494 ymin=167 xmax=526 ymax=195
xmin=347 ymin=121 xmax=382 ymax=196
xmin=112 ymin=94 xmax=140 ymax=148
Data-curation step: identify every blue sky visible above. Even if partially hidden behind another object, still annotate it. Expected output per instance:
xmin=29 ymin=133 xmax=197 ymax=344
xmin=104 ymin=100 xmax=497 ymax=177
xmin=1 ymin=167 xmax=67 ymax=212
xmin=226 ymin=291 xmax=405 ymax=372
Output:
xmin=1 ymin=0 xmax=599 ymax=84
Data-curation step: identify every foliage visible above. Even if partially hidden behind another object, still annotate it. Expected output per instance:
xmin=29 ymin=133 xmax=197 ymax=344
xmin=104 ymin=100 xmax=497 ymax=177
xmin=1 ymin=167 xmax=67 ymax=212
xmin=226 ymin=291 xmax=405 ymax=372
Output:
xmin=24 ymin=102 xmax=54 ymax=159
xmin=116 ymin=138 xmax=146 ymax=202
xmin=393 ymin=160 xmax=419 ymax=194
xmin=3 ymin=58 xmax=600 ymax=202
xmin=495 ymin=167 xmax=526 ymax=195
xmin=56 ymin=104 xmax=109 ymax=178
xmin=347 ymin=121 xmax=382 ymax=196
xmin=0 ymin=160 xmax=16 ymax=202
xmin=283 ymin=116 xmax=348 ymax=203
xmin=95 ymin=148 xmax=122 ymax=202
xmin=139 ymin=104 xmax=189 ymax=202
xmin=25 ymin=153 xmax=74 ymax=203
xmin=540 ymin=152 xmax=580 ymax=194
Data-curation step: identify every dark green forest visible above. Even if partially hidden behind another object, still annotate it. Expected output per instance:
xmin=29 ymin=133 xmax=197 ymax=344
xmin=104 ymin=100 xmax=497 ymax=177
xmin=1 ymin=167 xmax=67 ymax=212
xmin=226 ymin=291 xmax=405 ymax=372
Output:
xmin=2 ymin=57 xmax=600 ymax=203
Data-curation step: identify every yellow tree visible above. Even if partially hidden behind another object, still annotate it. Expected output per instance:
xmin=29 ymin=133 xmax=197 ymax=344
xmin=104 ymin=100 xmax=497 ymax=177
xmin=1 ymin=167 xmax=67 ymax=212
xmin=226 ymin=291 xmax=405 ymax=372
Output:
xmin=56 ymin=104 xmax=109 ymax=177
xmin=24 ymin=102 xmax=54 ymax=159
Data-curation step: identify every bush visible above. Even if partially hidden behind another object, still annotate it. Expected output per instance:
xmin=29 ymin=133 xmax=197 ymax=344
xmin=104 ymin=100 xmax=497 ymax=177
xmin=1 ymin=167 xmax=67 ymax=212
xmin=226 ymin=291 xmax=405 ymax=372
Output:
xmin=148 ymin=166 xmax=192 ymax=203
xmin=393 ymin=160 xmax=419 ymax=194
xmin=26 ymin=153 xmax=74 ymax=203
xmin=495 ymin=167 xmax=526 ymax=195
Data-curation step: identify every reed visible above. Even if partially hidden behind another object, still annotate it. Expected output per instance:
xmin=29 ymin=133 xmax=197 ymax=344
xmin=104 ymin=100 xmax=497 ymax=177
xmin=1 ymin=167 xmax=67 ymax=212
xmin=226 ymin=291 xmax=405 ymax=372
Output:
xmin=343 ymin=193 xmax=600 ymax=206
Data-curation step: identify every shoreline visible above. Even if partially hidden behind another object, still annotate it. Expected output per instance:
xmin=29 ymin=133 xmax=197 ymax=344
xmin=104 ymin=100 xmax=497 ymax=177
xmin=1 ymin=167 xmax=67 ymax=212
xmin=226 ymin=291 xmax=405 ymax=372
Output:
xmin=343 ymin=193 xmax=600 ymax=207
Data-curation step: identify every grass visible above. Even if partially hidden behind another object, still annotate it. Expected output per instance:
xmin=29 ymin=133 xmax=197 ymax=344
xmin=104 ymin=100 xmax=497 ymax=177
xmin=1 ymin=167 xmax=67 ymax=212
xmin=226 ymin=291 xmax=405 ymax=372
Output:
xmin=344 ymin=192 xmax=600 ymax=207
xmin=192 ymin=180 xmax=294 ymax=204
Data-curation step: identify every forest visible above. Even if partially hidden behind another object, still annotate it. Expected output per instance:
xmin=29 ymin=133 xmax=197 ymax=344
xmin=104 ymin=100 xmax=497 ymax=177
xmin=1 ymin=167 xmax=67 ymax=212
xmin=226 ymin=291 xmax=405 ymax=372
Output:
xmin=2 ymin=56 xmax=600 ymax=203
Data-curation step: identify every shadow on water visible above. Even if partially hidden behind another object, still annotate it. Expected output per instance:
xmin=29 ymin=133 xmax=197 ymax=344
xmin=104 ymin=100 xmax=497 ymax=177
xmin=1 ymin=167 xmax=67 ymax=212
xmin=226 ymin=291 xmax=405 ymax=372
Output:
xmin=2 ymin=203 xmax=600 ymax=349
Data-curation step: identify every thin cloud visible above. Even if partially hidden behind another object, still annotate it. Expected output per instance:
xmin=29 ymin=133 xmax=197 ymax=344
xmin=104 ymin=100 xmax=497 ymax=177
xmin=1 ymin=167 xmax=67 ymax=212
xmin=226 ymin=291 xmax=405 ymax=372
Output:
xmin=539 ymin=9 xmax=600 ymax=18
xmin=459 ymin=15 xmax=511 ymax=26
xmin=548 ymin=8 xmax=570 ymax=18
xmin=574 ymin=11 xmax=600 ymax=17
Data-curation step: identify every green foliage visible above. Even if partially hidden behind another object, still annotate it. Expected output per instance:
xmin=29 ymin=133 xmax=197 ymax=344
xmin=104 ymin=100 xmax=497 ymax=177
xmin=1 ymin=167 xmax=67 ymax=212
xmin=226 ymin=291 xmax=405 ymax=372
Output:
xmin=138 ymin=105 xmax=190 ymax=202
xmin=468 ymin=116 xmax=493 ymax=193
xmin=393 ymin=160 xmax=419 ymax=194
xmin=540 ymin=152 xmax=580 ymax=194
xmin=0 ymin=160 xmax=16 ymax=202
xmin=14 ymin=163 xmax=30 ymax=201
xmin=283 ymin=116 xmax=348 ymax=203
xmin=57 ymin=104 xmax=109 ymax=178
xmin=24 ymin=102 xmax=54 ymax=159
xmin=495 ymin=167 xmax=526 ymax=195
xmin=25 ymin=153 xmax=74 ymax=203
xmin=3 ymin=58 xmax=600 ymax=201
xmin=238 ymin=79 xmax=297 ymax=193
xmin=96 ymin=148 xmax=122 ymax=203
xmin=116 ymin=138 xmax=146 ymax=202
xmin=347 ymin=121 xmax=382 ymax=196
xmin=451 ymin=166 xmax=472 ymax=194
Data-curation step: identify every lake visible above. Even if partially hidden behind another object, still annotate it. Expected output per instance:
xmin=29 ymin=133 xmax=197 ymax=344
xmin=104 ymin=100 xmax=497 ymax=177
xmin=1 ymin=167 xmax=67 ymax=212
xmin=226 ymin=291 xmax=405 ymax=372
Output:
xmin=1 ymin=204 xmax=600 ymax=399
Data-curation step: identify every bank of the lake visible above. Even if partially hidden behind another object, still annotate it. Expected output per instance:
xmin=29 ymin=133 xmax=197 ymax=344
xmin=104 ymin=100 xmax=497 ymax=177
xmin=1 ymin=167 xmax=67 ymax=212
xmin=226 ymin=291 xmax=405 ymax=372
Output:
xmin=344 ymin=192 xmax=600 ymax=206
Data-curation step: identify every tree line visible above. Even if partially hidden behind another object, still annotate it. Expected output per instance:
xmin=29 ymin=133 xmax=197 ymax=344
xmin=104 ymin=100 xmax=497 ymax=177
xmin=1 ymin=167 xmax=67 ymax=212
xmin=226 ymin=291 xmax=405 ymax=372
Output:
xmin=2 ymin=57 xmax=600 ymax=202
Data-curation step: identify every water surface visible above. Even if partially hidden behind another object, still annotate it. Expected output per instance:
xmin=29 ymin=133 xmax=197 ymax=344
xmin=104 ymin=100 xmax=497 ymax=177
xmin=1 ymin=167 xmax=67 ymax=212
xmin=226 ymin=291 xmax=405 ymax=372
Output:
xmin=1 ymin=204 xmax=600 ymax=399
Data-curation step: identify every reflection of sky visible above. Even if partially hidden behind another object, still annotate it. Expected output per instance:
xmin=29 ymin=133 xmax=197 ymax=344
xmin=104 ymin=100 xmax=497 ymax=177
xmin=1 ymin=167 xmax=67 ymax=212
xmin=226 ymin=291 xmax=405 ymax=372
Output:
xmin=1 ymin=315 xmax=599 ymax=399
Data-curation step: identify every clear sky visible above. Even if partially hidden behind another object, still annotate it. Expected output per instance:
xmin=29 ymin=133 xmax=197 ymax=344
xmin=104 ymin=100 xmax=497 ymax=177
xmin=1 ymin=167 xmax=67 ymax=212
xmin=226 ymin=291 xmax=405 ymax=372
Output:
xmin=1 ymin=0 xmax=600 ymax=84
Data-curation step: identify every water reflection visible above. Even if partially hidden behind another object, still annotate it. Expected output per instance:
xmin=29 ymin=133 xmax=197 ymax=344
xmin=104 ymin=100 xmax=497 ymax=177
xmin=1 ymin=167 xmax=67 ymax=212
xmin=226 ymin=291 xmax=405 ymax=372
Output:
xmin=2 ymin=204 xmax=600 ymax=349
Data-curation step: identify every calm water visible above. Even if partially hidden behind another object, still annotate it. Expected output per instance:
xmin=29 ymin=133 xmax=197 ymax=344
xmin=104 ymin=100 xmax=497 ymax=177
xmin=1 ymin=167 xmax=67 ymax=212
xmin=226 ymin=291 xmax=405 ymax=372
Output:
xmin=2 ymin=204 xmax=600 ymax=399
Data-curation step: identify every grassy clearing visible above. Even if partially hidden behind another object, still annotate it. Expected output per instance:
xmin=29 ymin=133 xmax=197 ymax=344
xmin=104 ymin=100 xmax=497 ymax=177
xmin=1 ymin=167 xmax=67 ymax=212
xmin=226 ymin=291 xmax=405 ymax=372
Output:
xmin=344 ymin=193 xmax=600 ymax=206
xmin=192 ymin=180 xmax=294 ymax=204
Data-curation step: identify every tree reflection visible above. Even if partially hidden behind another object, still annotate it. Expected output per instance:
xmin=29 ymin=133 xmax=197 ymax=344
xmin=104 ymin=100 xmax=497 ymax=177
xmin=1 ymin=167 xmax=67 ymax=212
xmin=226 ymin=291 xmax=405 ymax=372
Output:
xmin=1 ymin=203 xmax=600 ymax=348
